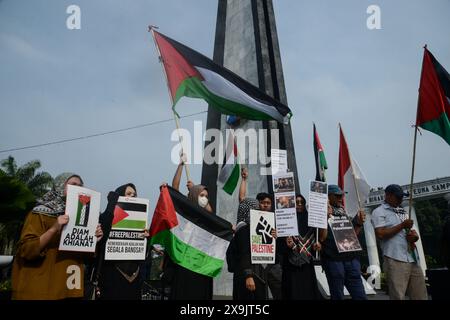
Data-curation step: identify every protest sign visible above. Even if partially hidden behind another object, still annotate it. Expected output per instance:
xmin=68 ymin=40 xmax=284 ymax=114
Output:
xmin=250 ymin=209 xmax=276 ymax=264
xmin=105 ymin=196 xmax=150 ymax=260
xmin=308 ymin=180 xmax=328 ymax=229
xmin=329 ymin=215 xmax=362 ymax=253
xmin=59 ymin=185 xmax=101 ymax=253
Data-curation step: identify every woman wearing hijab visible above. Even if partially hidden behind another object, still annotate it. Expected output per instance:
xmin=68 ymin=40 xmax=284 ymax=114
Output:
xmin=230 ymin=198 xmax=266 ymax=299
xmin=231 ymin=197 xmax=280 ymax=300
xmin=157 ymin=157 xmax=214 ymax=299
xmin=278 ymin=194 xmax=322 ymax=300
xmin=11 ymin=174 xmax=103 ymax=300
xmin=96 ymin=183 xmax=147 ymax=300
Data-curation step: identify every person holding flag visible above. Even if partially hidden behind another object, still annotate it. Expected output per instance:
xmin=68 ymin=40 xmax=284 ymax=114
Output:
xmin=371 ymin=185 xmax=427 ymax=300
xmin=153 ymin=183 xmax=232 ymax=300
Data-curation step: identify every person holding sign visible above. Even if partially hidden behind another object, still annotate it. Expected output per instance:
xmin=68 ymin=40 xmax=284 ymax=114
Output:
xmin=11 ymin=175 xmax=103 ymax=300
xmin=319 ymin=185 xmax=367 ymax=300
xmin=96 ymin=183 xmax=149 ymax=300
xmin=279 ymin=194 xmax=322 ymax=299
xmin=232 ymin=199 xmax=278 ymax=300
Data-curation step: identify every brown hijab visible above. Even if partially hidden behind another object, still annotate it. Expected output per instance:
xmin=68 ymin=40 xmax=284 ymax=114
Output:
xmin=187 ymin=184 xmax=207 ymax=203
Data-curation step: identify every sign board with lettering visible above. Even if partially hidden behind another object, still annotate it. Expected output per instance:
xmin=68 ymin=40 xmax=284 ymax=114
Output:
xmin=308 ymin=180 xmax=328 ymax=229
xmin=250 ymin=209 xmax=276 ymax=264
xmin=59 ymin=185 xmax=101 ymax=253
xmin=366 ymin=178 xmax=450 ymax=207
xmin=105 ymin=196 xmax=150 ymax=260
xmin=329 ymin=215 xmax=362 ymax=253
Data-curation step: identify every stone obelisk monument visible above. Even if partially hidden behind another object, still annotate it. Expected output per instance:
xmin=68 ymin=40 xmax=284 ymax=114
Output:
xmin=201 ymin=0 xmax=299 ymax=297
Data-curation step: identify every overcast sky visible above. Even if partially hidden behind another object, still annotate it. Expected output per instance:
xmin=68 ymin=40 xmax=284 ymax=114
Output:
xmin=1 ymin=0 xmax=449 ymax=210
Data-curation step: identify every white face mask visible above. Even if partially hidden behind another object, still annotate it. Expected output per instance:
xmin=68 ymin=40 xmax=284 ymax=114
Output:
xmin=198 ymin=196 xmax=209 ymax=208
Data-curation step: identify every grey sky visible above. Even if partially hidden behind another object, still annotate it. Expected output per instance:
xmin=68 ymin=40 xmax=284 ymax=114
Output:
xmin=1 ymin=0 xmax=449 ymax=210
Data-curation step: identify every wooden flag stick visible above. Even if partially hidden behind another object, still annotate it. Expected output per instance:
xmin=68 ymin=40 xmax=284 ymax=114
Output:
xmin=408 ymin=124 xmax=418 ymax=219
xmin=149 ymin=26 xmax=191 ymax=182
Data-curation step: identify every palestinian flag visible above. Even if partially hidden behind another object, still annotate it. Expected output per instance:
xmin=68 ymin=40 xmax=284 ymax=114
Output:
xmin=218 ymin=131 xmax=240 ymax=195
xmin=150 ymin=186 xmax=233 ymax=277
xmin=152 ymin=30 xmax=292 ymax=124
xmin=338 ymin=125 xmax=371 ymax=217
xmin=417 ymin=47 xmax=450 ymax=146
xmin=112 ymin=197 xmax=148 ymax=230
xmin=313 ymin=123 xmax=328 ymax=182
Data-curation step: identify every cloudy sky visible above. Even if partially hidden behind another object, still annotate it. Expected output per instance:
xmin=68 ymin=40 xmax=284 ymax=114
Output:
xmin=1 ymin=0 xmax=449 ymax=210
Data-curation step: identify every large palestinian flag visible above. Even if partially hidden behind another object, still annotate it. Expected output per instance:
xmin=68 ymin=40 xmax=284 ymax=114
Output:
xmin=152 ymin=30 xmax=292 ymax=124
xmin=338 ymin=125 xmax=371 ymax=217
xmin=417 ymin=47 xmax=450 ymax=146
xmin=150 ymin=186 xmax=233 ymax=277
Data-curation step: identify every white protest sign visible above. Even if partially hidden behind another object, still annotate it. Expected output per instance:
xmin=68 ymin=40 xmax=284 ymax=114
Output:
xmin=307 ymin=180 xmax=328 ymax=229
xmin=59 ymin=185 xmax=101 ymax=253
xmin=105 ymin=196 xmax=149 ymax=260
xmin=274 ymin=192 xmax=298 ymax=237
xmin=250 ymin=209 xmax=276 ymax=264
xmin=271 ymin=149 xmax=287 ymax=175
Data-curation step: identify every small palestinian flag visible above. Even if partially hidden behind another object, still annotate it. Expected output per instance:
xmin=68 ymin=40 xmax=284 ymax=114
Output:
xmin=417 ymin=47 xmax=450 ymax=146
xmin=112 ymin=197 xmax=148 ymax=230
xmin=150 ymin=186 xmax=233 ymax=277
xmin=151 ymin=30 xmax=292 ymax=124
xmin=313 ymin=123 xmax=328 ymax=182
xmin=218 ymin=131 xmax=240 ymax=195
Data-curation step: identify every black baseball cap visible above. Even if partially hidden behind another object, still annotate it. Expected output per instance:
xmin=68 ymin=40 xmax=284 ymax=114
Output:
xmin=385 ymin=184 xmax=408 ymax=199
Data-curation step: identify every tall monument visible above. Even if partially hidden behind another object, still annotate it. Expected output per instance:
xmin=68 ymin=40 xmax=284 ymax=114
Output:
xmin=201 ymin=0 xmax=299 ymax=296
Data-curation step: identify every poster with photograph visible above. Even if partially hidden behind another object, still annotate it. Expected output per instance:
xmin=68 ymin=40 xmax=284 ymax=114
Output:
xmin=59 ymin=185 xmax=101 ymax=253
xmin=250 ymin=209 xmax=276 ymax=264
xmin=329 ymin=215 xmax=362 ymax=253
xmin=272 ymin=172 xmax=295 ymax=193
xmin=105 ymin=196 xmax=150 ymax=260
xmin=308 ymin=180 xmax=328 ymax=229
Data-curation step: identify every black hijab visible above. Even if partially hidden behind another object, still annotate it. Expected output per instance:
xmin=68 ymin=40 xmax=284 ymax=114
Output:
xmin=296 ymin=194 xmax=309 ymax=235
xmin=115 ymin=183 xmax=137 ymax=197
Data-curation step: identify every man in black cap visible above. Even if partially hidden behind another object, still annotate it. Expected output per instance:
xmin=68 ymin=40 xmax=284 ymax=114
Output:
xmin=371 ymin=184 xmax=427 ymax=300
xmin=319 ymin=184 xmax=367 ymax=300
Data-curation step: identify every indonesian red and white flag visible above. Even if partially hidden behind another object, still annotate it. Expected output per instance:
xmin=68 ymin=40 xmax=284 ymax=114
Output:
xmin=338 ymin=125 xmax=371 ymax=217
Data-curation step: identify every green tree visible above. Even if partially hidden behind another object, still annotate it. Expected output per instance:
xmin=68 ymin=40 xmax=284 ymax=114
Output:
xmin=0 ymin=172 xmax=35 ymax=254
xmin=1 ymin=156 xmax=53 ymax=198
xmin=415 ymin=198 xmax=447 ymax=268
xmin=0 ymin=156 xmax=54 ymax=255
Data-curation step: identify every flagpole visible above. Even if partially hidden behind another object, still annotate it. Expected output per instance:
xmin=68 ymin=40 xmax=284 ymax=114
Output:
xmin=339 ymin=123 xmax=363 ymax=211
xmin=408 ymin=44 xmax=427 ymax=219
xmin=315 ymin=228 xmax=319 ymax=260
xmin=149 ymin=25 xmax=191 ymax=182
xmin=408 ymin=125 xmax=418 ymax=219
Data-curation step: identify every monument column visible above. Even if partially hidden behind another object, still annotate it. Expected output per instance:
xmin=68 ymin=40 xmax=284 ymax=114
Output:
xmin=201 ymin=0 xmax=300 ymax=297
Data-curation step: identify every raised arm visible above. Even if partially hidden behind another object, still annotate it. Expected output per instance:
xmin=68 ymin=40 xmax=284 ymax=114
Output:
xmin=239 ymin=167 xmax=248 ymax=203
xmin=172 ymin=153 xmax=187 ymax=191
